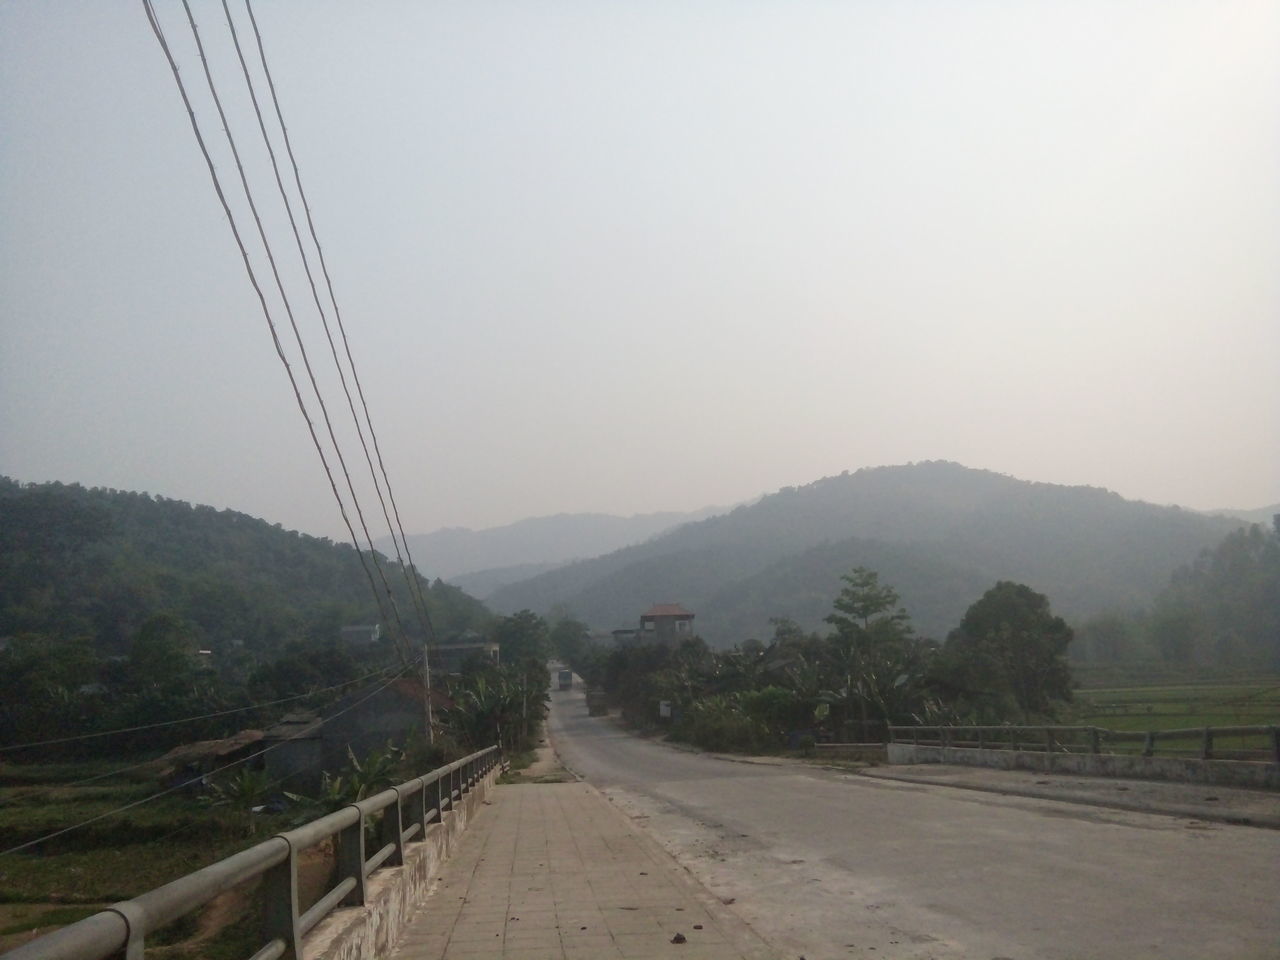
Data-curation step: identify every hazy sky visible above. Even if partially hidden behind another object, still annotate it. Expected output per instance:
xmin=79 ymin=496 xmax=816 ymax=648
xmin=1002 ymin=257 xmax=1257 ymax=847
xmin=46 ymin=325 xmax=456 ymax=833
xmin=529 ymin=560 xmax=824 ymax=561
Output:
xmin=3 ymin=0 xmax=1277 ymax=544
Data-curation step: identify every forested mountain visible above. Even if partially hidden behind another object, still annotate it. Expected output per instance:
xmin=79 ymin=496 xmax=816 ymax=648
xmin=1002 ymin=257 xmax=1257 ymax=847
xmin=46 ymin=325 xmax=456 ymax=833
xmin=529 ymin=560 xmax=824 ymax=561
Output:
xmin=386 ymin=505 xmax=725 ymax=588
xmin=0 ymin=477 xmax=490 ymax=656
xmin=1143 ymin=518 xmax=1279 ymax=669
xmin=449 ymin=561 xmax=564 ymax=599
xmin=488 ymin=462 xmax=1246 ymax=643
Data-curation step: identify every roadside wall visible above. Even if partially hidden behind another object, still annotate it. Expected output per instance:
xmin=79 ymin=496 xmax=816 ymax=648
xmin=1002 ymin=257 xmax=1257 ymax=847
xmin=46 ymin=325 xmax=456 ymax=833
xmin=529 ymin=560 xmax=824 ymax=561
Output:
xmin=305 ymin=768 xmax=499 ymax=960
xmin=886 ymin=744 xmax=1279 ymax=790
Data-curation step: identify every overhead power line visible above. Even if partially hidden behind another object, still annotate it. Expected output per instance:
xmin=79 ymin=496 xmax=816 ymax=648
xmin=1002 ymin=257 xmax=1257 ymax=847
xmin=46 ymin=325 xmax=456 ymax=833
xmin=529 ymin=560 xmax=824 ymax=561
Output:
xmin=233 ymin=0 xmax=439 ymax=733
xmin=239 ymin=0 xmax=439 ymax=646
xmin=0 ymin=662 xmax=417 ymax=857
xmin=172 ymin=0 xmax=416 ymax=665
xmin=140 ymin=0 xmax=405 ymax=662
xmin=220 ymin=0 xmax=440 ymax=661
xmin=0 ymin=661 xmax=399 ymax=755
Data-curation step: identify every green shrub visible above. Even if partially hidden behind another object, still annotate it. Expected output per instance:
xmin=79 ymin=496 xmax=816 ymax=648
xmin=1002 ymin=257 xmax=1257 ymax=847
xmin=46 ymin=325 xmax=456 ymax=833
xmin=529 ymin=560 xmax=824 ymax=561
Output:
xmin=672 ymin=696 xmax=768 ymax=753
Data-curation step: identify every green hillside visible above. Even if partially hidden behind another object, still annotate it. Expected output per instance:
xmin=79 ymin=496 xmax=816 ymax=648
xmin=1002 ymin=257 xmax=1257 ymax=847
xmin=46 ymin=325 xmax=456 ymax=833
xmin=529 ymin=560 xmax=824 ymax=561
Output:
xmin=488 ymin=462 xmax=1245 ymax=643
xmin=0 ymin=477 xmax=490 ymax=656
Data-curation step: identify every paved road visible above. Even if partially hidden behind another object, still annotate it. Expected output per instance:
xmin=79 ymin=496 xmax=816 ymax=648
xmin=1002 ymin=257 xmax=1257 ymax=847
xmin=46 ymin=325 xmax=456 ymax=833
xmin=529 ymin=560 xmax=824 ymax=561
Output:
xmin=548 ymin=686 xmax=1280 ymax=960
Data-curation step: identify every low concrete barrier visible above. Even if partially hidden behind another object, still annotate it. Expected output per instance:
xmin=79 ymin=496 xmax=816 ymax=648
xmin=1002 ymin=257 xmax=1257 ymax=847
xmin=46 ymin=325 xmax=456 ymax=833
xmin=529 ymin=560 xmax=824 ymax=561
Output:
xmin=886 ymin=743 xmax=1280 ymax=789
xmin=3 ymin=747 xmax=502 ymax=960
xmin=305 ymin=765 xmax=497 ymax=960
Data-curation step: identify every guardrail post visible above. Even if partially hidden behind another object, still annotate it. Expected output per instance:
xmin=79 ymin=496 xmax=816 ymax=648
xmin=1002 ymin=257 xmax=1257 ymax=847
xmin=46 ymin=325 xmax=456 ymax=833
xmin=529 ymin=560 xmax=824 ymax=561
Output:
xmin=435 ymin=772 xmax=447 ymax=819
xmin=1201 ymin=727 xmax=1213 ymax=760
xmin=977 ymin=728 xmax=985 ymax=751
xmin=941 ymin=727 xmax=951 ymax=750
xmin=380 ymin=787 xmax=405 ymax=868
xmin=263 ymin=840 xmax=301 ymax=960
xmin=1044 ymin=728 xmax=1055 ymax=754
xmin=1089 ymin=727 xmax=1101 ymax=754
xmin=337 ymin=807 xmax=366 ymax=906
xmin=407 ymin=778 xmax=426 ymax=843
xmin=1271 ymin=726 xmax=1280 ymax=764
xmin=108 ymin=899 xmax=147 ymax=960
xmin=1142 ymin=731 xmax=1156 ymax=758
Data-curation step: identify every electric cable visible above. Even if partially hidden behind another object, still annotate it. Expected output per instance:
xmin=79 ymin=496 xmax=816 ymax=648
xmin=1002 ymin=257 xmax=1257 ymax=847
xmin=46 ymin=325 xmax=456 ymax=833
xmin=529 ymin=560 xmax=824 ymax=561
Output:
xmin=0 ymin=661 xmax=418 ymax=857
xmin=239 ymin=0 xmax=439 ymax=653
xmin=220 ymin=0 xmax=438 ymax=661
xmin=0 ymin=661 xmax=399 ymax=754
xmin=172 ymin=0 xmax=415 ymax=667
xmin=140 ymin=0 xmax=400 ymax=660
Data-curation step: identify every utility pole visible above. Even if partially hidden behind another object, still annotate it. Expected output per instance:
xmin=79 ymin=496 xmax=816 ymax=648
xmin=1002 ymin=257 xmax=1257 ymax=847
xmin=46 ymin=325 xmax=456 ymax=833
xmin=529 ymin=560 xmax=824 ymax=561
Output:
xmin=423 ymin=638 xmax=434 ymax=745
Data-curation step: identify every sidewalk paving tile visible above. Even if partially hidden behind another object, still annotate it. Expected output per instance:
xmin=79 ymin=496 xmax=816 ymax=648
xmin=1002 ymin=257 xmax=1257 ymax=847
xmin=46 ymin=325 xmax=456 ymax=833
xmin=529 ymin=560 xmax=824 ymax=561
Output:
xmin=388 ymin=781 xmax=773 ymax=960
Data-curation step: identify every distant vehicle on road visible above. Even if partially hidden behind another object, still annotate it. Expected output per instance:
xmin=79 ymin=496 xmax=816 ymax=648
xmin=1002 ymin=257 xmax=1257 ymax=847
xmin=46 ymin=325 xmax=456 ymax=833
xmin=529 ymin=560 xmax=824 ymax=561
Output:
xmin=558 ymin=669 xmax=573 ymax=690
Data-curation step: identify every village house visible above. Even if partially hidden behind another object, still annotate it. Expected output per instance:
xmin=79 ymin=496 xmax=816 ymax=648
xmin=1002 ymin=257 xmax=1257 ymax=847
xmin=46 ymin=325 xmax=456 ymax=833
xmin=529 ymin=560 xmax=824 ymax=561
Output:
xmin=261 ymin=679 xmax=453 ymax=790
xmin=154 ymin=728 xmax=265 ymax=790
xmin=430 ymin=640 xmax=499 ymax=675
xmin=638 ymin=603 xmax=695 ymax=645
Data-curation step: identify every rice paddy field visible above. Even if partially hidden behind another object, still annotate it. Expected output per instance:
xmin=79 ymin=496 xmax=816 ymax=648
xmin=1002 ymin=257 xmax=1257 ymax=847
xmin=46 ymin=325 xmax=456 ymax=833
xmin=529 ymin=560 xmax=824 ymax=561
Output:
xmin=0 ymin=761 xmax=284 ymax=957
xmin=1066 ymin=679 xmax=1280 ymax=758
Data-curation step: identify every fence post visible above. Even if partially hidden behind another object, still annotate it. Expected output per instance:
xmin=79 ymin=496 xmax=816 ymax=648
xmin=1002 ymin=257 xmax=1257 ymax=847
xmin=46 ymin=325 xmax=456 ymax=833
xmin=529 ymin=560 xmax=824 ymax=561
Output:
xmin=1142 ymin=731 xmax=1156 ymax=758
xmin=411 ymin=778 xmax=427 ymax=840
xmin=380 ymin=788 xmax=405 ymax=868
xmin=337 ymin=808 xmax=366 ymax=906
xmin=1089 ymin=727 xmax=1101 ymax=755
xmin=1201 ymin=727 xmax=1213 ymax=761
xmin=263 ymin=841 xmax=301 ymax=960
xmin=1044 ymin=728 xmax=1055 ymax=754
xmin=977 ymin=728 xmax=986 ymax=751
xmin=1271 ymin=726 xmax=1280 ymax=764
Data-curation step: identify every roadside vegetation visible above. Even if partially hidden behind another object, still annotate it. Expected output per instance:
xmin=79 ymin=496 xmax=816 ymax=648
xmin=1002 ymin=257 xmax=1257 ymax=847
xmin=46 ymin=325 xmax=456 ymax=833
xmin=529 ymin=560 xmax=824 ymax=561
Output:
xmin=0 ymin=610 xmax=552 ymax=952
xmin=560 ymin=557 xmax=1279 ymax=759
xmin=560 ymin=570 xmax=1081 ymax=753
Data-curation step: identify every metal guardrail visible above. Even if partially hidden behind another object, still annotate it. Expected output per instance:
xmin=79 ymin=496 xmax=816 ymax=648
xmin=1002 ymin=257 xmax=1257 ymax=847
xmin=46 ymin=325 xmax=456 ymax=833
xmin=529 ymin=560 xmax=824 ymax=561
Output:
xmin=889 ymin=724 xmax=1280 ymax=762
xmin=4 ymin=745 xmax=502 ymax=960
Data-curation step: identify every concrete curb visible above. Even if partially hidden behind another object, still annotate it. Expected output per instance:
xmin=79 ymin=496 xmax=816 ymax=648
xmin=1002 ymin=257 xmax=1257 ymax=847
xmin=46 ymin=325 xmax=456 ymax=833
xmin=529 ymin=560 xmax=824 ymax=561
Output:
xmin=589 ymin=715 xmax=1280 ymax=829
xmin=857 ymin=766 xmax=1280 ymax=830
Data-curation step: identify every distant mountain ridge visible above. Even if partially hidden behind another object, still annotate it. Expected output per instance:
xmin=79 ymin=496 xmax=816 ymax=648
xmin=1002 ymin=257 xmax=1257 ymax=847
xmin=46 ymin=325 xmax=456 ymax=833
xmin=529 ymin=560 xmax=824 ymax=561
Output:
xmin=486 ymin=462 xmax=1249 ymax=644
xmin=383 ymin=506 xmax=725 ymax=589
xmin=1204 ymin=504 xmax=1280 ymax=525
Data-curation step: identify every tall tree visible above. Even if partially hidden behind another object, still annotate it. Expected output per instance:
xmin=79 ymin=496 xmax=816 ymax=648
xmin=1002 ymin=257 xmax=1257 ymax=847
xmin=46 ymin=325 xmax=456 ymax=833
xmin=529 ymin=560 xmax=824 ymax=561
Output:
xmin=822 ymin=567 xmax=921 ymax=735
xmin=492 ymin=610 xmax=550 ymax=664
xmin=939 ymin=582 xmax=1073 ymax=720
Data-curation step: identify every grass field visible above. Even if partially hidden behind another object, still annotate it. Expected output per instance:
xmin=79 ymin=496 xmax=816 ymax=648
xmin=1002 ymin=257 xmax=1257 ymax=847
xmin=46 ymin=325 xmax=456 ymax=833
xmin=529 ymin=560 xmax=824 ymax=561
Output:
xmin=1069 ymin=680 xmax=1280 ymax=728
xmin=1065 ymin=679 xmax=1280 ymax=757
xmin=0 ymin=761 xmax=291 ymax=956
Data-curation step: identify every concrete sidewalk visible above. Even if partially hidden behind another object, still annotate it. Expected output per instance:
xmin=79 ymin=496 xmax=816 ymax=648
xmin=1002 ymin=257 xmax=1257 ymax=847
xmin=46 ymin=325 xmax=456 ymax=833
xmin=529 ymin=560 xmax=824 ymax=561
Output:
xmin=389 ymin=782 xmax=776 ymax=960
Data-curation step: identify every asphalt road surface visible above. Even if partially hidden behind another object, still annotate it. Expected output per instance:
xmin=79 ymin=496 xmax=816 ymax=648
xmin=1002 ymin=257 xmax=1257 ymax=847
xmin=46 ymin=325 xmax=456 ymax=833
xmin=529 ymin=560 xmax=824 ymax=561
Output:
xmin=547 ymin=685 xmax=1280 ymax=960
